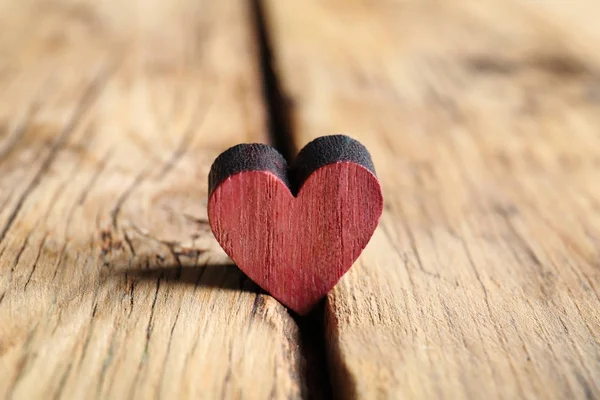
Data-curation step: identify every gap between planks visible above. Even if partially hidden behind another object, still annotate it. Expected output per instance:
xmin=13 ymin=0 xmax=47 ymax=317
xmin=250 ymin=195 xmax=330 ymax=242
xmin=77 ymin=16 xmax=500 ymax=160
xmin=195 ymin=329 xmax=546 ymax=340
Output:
xmin=250 ymin=0 xmax=333 ymax=397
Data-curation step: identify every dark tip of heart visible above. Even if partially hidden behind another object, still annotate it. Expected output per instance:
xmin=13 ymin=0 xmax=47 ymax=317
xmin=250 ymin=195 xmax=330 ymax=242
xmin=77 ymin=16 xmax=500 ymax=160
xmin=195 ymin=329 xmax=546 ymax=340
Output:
xmin=208 ymin=135 xmax=377 ymax=197
xmin=208 ymin=143 xmax=291 ymax=196
xmin=292 ymin=135 xmax=377 ymax=189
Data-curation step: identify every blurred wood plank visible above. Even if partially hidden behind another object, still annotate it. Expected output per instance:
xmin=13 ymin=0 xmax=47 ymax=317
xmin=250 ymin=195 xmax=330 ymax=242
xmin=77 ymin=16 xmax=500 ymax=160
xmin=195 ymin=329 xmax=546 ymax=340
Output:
xmin=0 ymin=0 xmax=309 ymax=398
xmin=264 ymin=0 xmax=600 ymax=398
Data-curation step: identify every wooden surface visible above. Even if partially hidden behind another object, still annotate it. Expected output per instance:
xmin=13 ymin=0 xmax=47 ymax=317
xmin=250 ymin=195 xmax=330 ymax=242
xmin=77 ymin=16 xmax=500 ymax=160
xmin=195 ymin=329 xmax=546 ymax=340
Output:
xmin=264 ymin=0 xmax=600 ymax=398
xmin=1 ymin=0 xmax=600 ymax=399
xmin=0 ymin=0 xmax=314 ymax=398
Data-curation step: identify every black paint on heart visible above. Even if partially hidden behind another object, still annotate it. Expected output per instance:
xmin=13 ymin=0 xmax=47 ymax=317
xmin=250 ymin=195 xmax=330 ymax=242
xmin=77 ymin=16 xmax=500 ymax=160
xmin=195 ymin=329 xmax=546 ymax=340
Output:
xmin=208 ymin=135 xmax=377 ymax=197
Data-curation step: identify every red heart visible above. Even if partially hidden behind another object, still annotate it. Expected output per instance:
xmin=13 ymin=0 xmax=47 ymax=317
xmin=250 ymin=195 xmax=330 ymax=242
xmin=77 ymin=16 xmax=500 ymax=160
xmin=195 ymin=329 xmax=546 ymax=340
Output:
xmin=208 ymin=135 xmax=383 ymax=315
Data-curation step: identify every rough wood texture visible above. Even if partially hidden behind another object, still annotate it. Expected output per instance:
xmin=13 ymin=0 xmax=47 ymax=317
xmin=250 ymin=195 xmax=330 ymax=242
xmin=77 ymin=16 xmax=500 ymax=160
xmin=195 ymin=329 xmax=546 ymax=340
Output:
xmin=0 ymin=1 xmax=310 ymax=398
xmin=264 ymin=0 xmax=600 ymax=398
xmin=208 ymin=136 xmax=383 ymax=315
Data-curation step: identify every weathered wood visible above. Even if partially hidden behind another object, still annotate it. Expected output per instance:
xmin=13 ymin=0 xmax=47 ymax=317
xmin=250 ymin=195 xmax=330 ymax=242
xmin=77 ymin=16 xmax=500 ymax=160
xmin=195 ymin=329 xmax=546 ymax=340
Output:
xmin=0 ymin=0 xmax=308 ymax=398
xmin=208 ymin=136 xmax=383 ymax=315
xmin=264 ymin=0 xmax=600 ymax=398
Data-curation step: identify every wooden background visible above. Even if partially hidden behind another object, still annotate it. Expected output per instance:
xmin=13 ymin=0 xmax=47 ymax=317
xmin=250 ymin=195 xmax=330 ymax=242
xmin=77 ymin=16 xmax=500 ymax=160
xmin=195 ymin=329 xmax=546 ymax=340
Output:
xmin=0 ymin=0 xmax=599 ymax=398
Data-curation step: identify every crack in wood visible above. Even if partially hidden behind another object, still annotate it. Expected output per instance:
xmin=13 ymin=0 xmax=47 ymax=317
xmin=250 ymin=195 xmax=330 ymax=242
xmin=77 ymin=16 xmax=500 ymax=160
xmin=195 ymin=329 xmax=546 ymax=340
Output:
xmin=250 ymin=0 xmax=332 ymax=398
xmin=251 ymin=0 xmax=296 ymax=164
xmin=0 ymin=64 xmax=114 ymax=245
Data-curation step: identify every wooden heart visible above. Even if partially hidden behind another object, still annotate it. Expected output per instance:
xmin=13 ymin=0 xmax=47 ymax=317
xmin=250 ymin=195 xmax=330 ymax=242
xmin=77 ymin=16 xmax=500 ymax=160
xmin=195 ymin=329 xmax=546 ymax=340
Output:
xmin=207 ymin=135 xmax=383 ymax=315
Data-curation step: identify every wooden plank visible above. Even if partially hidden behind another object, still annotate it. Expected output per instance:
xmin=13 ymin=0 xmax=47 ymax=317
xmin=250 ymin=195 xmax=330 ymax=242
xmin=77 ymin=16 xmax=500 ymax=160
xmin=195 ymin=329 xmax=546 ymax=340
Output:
xmin=264 ymin=0 xmax=600 ymax=398
xmin=0 ymin=1 xmax=307 ymax=398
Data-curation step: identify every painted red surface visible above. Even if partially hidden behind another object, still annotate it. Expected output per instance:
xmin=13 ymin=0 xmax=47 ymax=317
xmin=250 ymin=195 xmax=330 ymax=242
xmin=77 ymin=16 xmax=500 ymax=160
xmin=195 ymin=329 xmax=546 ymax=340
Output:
xmin=208 ymin=161 xmax=383 ymax=315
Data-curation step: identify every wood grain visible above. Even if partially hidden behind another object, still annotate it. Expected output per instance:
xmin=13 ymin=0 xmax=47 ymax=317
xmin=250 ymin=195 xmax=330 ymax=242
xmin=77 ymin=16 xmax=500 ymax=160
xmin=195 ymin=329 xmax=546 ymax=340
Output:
xmin=207 ymin=136 xmax=383 ymax=315
xmin=0 ymin=0 xmax=310 ymax=398
xmin=264 ymin=0 xmax=600 ymax=398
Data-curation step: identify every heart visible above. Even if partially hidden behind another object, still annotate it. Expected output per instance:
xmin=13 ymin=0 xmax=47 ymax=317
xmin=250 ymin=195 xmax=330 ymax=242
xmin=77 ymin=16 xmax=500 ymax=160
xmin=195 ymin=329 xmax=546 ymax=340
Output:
xmin=207 ymin=135 xmax=383 ymax=315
